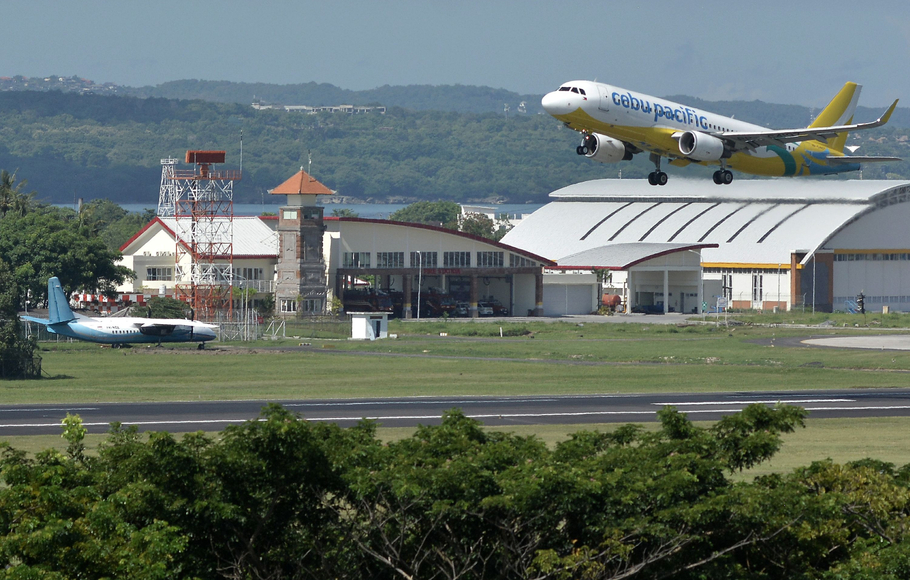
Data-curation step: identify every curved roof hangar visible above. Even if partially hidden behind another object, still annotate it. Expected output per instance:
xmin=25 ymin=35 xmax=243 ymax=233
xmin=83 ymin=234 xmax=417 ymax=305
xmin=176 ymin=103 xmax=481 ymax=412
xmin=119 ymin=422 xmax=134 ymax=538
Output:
xmin=502 ymin=179 xmax=910 ymax=267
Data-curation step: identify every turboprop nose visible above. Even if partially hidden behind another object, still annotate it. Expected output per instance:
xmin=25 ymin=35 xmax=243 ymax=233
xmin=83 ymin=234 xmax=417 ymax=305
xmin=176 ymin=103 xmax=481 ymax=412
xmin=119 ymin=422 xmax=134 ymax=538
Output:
xmin=541 ymin=91 xmax=578 ymax=116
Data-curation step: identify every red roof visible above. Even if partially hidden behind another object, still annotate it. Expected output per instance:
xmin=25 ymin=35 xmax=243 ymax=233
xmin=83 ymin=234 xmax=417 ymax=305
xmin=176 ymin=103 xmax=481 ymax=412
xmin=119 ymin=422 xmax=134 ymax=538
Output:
xmin=270 ymin=169 xmax=332 ymax=196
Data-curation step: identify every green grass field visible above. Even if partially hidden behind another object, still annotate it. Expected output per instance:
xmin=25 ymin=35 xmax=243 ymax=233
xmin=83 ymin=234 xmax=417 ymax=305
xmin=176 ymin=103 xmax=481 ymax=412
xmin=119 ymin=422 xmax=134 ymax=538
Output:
xmin=8 ymin=321 xmax=909 ymax=404
xmin=6 ymin=319 xmax=910 ymax=472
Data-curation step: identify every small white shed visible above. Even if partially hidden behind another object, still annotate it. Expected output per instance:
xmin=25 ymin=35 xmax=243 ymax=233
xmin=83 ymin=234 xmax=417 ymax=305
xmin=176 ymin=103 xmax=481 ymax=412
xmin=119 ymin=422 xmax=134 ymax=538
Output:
xmin=349 ymin=312 xmax=389 ymax=340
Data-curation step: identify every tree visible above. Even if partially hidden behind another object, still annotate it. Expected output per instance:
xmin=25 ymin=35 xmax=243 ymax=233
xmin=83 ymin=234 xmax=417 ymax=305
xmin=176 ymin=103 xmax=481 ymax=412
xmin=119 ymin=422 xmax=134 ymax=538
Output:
xmin=458 ymin=212 xmax=496 ymax=239
xmin=146 ymin=296 xmax=191 ymax=319
xmin=8 ymin=403 xmax=910 ymax=580
xmin=0 ymin=259 xmax=40 ymax=379
xmin=0 ymin=169 xmax=35 ymax=218
xmin=80 ymin=198 xmax=156 ymax=251
xmin=0 ymin=207 xmax=134 ymax=305
xmin=331 ymin=208 xmax=360 ymax=218
xmin=390 ymin=201 xmax=461 ymax=229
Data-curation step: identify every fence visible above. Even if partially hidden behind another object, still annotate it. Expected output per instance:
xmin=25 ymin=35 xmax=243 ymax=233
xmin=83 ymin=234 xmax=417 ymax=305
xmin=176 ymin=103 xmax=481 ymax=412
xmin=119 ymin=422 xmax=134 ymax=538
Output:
xmin=0 ymin=355 xmax=42 ymax=379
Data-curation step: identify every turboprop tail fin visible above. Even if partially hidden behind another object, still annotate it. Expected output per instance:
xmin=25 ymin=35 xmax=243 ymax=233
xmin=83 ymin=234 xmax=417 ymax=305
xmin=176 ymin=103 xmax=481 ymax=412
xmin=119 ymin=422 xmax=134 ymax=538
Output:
xmin=47 ymin=277 xmax=76 ymax=324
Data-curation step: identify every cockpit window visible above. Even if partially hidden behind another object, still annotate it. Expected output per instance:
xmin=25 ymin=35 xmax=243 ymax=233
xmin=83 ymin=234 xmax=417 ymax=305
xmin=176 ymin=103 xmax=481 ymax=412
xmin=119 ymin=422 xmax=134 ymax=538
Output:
xmin=558 ymin=87 xmax=571 ymax=92
xmin=570 ymin=87 xmax=579 ymax=94
xmin=579 ymin=88 xmax=586 ymax=96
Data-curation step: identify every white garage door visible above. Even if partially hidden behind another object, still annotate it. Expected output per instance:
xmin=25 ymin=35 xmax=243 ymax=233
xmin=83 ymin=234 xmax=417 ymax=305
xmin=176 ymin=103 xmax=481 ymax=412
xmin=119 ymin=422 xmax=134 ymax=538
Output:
xmin=543 ymin=284 xmax=595 ymax=316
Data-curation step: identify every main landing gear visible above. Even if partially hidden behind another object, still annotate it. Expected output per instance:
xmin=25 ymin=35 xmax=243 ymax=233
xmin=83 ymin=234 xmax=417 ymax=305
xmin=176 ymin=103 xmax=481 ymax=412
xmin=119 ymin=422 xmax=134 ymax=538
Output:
xmin=647 ymin=153 xmax=668 ymax=186
xmin=713 ymin=169 xmax=734 ymax=185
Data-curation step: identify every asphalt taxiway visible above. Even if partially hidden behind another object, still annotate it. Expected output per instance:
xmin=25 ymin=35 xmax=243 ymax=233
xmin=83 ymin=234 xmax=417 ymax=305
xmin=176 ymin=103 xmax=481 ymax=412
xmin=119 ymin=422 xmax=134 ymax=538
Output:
xmin=3 ymin=389 xmax=910 ymax=436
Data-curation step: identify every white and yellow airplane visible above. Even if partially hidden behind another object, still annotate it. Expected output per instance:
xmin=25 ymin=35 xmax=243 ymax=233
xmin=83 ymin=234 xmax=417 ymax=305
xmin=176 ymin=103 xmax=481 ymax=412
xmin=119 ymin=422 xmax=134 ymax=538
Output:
xmin=541 ymin=81 xmax=900 ymax=185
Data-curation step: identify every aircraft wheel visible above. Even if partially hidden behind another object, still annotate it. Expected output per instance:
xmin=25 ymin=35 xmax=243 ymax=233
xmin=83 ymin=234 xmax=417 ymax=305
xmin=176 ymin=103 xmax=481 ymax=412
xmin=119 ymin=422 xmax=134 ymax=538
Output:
xmin=722 ymin=170 xmax=733 ymax=184
xmin=656 ymin=172 xmax=668 ymax=186
xmin=576 ymin=145 xmax=585 ymax=155
xmin=198 ymin=343 xmax=205 ymax=350
xmin=647 ymin=172 xmax=657 ymax=186
xmin=713 ymin=170 xmax=723 ymax=184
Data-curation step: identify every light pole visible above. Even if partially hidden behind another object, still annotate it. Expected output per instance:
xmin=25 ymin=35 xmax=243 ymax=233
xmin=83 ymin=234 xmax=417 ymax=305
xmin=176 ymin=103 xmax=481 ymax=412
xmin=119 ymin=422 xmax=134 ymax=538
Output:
xmin=417 ymin=251 xmax=422 ymax=321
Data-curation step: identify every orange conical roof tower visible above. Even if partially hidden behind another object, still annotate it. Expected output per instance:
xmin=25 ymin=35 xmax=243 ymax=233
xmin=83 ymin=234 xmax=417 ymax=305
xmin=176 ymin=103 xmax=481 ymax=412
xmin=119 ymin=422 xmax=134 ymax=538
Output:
xmin=270 ymin=168 xmax=332 ymax=197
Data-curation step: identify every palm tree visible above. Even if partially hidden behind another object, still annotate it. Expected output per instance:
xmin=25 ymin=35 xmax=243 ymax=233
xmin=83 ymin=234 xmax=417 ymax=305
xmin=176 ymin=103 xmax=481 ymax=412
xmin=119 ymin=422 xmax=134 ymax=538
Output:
xmin=0 ymin=170 xmax=35 ymax=218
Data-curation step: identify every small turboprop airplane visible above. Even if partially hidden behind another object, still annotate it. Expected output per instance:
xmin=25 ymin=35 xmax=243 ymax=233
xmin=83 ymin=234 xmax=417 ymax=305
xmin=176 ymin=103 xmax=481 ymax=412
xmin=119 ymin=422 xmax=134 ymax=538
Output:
xmin=22 ymin=277 xmax=218 ymax=349
xmin=541 ymin=81 xmax=900 ymax=185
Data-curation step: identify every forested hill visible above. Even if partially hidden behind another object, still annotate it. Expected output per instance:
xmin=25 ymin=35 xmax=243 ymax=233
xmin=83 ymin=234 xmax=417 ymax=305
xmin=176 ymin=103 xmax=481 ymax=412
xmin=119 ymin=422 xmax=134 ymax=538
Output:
xmin=0 ymin=89 xmax=908 ymax=206
xmin=127 ymin=80 xmax=910 ymax=127
xmin=126 ymin=80 xmax=546 ymax=116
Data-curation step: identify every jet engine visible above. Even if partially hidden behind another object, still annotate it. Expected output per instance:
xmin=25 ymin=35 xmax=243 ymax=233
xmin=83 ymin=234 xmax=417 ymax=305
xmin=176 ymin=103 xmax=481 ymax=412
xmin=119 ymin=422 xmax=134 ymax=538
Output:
xmin=678 ymin=131 xmax=729 ymax=161
xmin=577 ymin=133 xmax=633 ymax=163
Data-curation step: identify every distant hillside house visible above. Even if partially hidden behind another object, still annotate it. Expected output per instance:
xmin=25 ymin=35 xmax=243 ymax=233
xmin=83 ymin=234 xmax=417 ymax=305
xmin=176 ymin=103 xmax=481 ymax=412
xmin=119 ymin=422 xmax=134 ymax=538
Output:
xmin=251 ymin=101 xmax=386 ymax=114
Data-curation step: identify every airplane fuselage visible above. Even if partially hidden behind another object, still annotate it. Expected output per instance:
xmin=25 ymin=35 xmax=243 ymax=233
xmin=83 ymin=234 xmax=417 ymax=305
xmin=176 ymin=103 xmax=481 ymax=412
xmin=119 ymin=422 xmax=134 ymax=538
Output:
xmin=542 ymin=80 xmax=860 ymax=177
xmin=43 ymin=316 xmax=218 ymax=346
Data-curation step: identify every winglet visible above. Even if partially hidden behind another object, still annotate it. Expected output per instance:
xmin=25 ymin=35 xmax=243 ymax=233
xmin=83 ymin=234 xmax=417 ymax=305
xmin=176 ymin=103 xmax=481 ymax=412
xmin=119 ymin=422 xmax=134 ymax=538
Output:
xmin=879 ymin=99 xmax=899 ymax=125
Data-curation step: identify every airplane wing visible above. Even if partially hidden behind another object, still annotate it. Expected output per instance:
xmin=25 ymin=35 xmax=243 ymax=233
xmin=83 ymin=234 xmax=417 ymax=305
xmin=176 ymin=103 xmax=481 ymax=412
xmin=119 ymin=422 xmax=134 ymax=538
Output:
xmin=718 ymin=99 xmax=899 ymax=151
xmin=827 ymin=155 xmax=902 ymax=165
xmin=21 ymin=315 xmax=50 ymax=326
xmin=138 ymin=322 xmax=184 ymax=336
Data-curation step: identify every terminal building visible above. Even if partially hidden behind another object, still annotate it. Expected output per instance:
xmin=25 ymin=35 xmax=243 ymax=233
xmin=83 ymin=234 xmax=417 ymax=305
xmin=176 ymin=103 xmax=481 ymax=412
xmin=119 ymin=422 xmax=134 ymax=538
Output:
xmin=117 ymin=169 xmax=552 ymax=318
xmin=115 ymin=169 xmax=910 ymax=317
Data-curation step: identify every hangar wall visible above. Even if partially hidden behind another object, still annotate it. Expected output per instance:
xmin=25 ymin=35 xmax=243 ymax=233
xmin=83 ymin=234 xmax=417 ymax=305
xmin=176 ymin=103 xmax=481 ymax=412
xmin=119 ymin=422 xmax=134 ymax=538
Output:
xmin=828 ymin=203 xmax=910 ymax=311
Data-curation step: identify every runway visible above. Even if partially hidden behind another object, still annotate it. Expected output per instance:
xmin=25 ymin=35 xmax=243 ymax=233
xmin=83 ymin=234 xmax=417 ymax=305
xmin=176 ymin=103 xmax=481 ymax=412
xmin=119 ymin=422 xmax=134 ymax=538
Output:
xmin=3 ymin=389 xmax=910 ymax=435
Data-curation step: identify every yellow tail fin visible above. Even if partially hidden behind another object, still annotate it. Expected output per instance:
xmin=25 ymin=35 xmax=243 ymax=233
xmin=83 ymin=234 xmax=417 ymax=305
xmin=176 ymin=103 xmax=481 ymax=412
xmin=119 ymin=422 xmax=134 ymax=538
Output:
xmin=829 ymin=116 xmax=852 ymax=154
xmin=810 ymin=82 xmax=862 ymax=129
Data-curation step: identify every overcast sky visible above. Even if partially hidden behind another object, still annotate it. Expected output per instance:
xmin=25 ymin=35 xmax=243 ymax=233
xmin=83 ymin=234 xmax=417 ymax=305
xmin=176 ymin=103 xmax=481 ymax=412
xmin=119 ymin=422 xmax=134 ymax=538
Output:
xmin=4 ymin=0 xmax=908 ymax=108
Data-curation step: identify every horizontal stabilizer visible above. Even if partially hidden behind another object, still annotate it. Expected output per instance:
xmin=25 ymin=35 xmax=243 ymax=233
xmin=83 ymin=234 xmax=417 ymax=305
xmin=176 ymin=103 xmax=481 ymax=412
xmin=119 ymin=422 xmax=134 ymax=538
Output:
xmin=826 ymin=155 xmax=902 ymax=165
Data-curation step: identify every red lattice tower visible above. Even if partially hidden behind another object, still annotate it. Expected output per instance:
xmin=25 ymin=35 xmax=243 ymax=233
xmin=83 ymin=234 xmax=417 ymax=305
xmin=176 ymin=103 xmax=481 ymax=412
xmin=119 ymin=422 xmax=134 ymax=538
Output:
xmin=173 ymin=151 xmax=241 ymax=321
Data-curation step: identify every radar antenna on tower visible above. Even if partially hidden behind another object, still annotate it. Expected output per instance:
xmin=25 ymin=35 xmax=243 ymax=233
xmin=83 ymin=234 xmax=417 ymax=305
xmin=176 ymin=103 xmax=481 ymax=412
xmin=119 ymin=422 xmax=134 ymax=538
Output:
xmin=171 ymin=150 xmax=241 ymax=322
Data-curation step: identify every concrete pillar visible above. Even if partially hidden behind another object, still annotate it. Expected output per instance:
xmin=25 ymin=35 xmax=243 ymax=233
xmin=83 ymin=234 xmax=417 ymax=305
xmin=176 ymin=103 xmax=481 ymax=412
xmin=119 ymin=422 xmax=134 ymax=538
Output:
xmin=470 ymin=274 xmax=479 ymax=318
xmin=697 ymin=269 xmax=704 ymax=315
xmin=534 ymin=272 xmax=544 ymax=316
xmin=663 ymin=269 xmax=669 ymax=314
xmin=403 ymin=274 xmax=412 ymax=319
xmin=335 ymin=273 xmax=345 ymax=305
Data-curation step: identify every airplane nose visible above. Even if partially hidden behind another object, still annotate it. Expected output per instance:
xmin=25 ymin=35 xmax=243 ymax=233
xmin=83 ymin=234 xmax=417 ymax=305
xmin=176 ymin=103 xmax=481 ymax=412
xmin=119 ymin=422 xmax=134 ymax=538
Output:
xmin=541 ymin=91 xmax=577 ymax=116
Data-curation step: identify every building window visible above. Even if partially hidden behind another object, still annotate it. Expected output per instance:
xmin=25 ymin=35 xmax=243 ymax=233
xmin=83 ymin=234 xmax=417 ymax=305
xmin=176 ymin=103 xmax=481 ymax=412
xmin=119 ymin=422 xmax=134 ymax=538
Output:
xmin=721 ymin=273 xmax=733 ymax=301
xmin=510 ymin=254 xmax=536 ymax=267
xmin=477 ymin=251 xmax=504 ymax=267
xmin=280 ymin=299 xmax=297 ymax=313
xmin=146 ymin=267 xmax=173 ymax=281
xmin=752 ymin=274 xmax=763 ymax=302
xmin=282 ymin=210 xmax=297 ymax=219
xmin=444 ymin=252 xmax=471 ymax=267
xmin=376 ymin=252 xmax=405 ymax=268
xmin=301 ymin=298 xmax=322 ymax=313
xmin=410 ymin=251 xmax=438 ymax=268
xmin=238 ymin=267 xmax=263 ymax=281
xmin=343 ymin=252 xmax=370 ymax=268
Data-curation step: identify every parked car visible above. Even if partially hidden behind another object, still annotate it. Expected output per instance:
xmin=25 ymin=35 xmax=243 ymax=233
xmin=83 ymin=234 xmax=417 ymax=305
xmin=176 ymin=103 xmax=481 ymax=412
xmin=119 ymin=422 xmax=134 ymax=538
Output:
xmin=477 ymin=302 xmax=494 ymax=316
xmin=489 ymin=299 xmax=508 ymax=316
xmin=454 ymin=301 xmax=469 ymax=317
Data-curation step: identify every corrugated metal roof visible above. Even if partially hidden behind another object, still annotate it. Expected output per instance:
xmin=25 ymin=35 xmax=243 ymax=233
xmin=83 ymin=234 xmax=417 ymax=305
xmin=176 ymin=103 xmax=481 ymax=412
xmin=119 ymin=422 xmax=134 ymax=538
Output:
xmin=160 ymin=217 xmax=278 ymax=257
xmin=502 ymin=179 xmax=910 ymax=266
xmin=557 ymin=243 xmax=716 ymax=269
